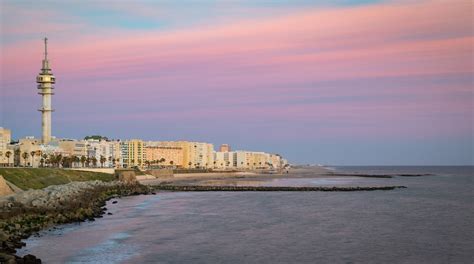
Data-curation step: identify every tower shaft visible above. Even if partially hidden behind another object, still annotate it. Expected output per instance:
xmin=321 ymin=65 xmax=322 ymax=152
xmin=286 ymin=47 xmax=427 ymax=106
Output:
xmin=37 ymin=37 xmax=55 ymax=144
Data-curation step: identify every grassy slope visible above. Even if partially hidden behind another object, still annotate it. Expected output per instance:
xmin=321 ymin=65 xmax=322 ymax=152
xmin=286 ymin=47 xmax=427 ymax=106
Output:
xmin=0 ymin=168 xmax=115 ymax=190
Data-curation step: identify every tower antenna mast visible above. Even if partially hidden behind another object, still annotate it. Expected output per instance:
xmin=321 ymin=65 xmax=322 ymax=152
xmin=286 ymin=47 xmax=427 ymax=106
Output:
xmin=44 ymin=37 xmax=48 ymax=60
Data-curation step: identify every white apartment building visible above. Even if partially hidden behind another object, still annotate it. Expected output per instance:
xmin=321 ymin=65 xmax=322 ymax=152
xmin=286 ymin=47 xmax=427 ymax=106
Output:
xmin=86 ymin=139 xmax=121 ymax=168
xmin=213 ymin=151 xmax=236 ymax=169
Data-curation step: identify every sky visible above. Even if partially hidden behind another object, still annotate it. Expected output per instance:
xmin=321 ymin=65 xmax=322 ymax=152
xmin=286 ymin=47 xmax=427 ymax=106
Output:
xmin=0 ymin=0 xmax=472 ymax=165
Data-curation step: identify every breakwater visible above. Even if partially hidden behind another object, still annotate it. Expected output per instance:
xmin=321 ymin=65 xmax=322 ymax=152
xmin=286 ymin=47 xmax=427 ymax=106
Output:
xmin=153 ymin=185 xmax=407 ymax=192
xmin=324 ymin=173 xmax=433 ymax=178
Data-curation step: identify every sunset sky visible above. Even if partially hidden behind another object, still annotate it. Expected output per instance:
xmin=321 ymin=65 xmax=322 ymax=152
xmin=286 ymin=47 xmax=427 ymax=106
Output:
xmin=1 ymin=0 xmax=472 ymax=165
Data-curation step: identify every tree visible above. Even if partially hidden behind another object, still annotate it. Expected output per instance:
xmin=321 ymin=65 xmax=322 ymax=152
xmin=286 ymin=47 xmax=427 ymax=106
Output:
xmin=100 ymin=155 xmax=106 ymax=168
xmin=30 ymin=151 xmax=36 ymax=167
xmin=40 ymin=158 xmax=45 ymax=167
xmin=73 ymin=155 xmax=80 ymax=168
xmin=80 ymin=156 xmax=87 ymax=167
xmin=84 ymin=135 xmax=109 ymax=141
xmin=92 ymin=157 xmax=98 ymax=167
xmin=61 ymin=156 xmax=70 ymax=168
xmin=55 ymin=154 xmax=63 ymax=167
xmin=22 ymin=152 xmax=29 ymax=167
xmin=14 ymin=149 xmax=20 ymax=166
xmin=169 ymin=160 xmax=174 ymax=165
xmin=86 ymin=157 xmax=91 ymax=167
xmin=5 ymin=151 xmax=12 ymax=167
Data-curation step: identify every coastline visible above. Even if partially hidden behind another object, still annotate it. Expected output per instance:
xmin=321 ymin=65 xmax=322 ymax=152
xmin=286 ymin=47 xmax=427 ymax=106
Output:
xmin=1 ymin=166 xmax=411 ymax=263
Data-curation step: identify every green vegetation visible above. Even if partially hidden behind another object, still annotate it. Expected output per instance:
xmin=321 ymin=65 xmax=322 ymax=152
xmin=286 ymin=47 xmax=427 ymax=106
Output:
xmin=0 ymin=168 xmax=115 ymax=190
xmin=84 ymin=135 xmax=109 ymax=141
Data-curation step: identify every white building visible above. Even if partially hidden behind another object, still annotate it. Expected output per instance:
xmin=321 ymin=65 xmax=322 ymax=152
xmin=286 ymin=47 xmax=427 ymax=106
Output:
xmin=86 ymin=139 xmax=122 ymax=168
xmin=213 ymin=151 xmax=236 ymax=169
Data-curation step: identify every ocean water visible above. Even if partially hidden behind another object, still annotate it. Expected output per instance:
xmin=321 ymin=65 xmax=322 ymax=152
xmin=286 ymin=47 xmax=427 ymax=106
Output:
xmin=18 ymin=166 xmax=473 ymax=263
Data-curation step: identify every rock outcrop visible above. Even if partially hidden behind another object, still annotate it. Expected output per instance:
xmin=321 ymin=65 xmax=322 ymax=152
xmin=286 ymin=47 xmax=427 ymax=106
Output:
xmin=0 ymin=180 xmax=152 ymax=263
xmin=0 ymin=176 xmax=14 ymax=197
xmin=115 ymin=170 xmax=137 ymax=184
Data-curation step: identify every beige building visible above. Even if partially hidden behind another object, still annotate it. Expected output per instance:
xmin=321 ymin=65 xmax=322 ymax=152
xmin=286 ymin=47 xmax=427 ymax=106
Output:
xmin=233 ymin=151 xmax=273 ymax=170
xmin=146 ymin=141 xmax=214 ymax=169
xmin=18 ymin=137 xmax=42 ymax=167
xmin=185 ymin=141 xmax=214 ymax=169
xmin=0 ymin=128 xmax=12 ymax=166
xmin=270 ymin=154 xmax=283 ymax=169
xmin=59 ymin=140 xmax=87 ymax=158
xmin=219 ymin=144 xmax=231 ymax=152
xmin=121 ymin=139 xmax=145 ymax=168
xmin=145 ymin=146 xmax=183 ymax=167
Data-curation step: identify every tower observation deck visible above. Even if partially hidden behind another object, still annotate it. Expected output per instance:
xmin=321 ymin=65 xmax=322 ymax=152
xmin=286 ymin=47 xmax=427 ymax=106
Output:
xmin=36 ymin=37 xmax=55 ymax=144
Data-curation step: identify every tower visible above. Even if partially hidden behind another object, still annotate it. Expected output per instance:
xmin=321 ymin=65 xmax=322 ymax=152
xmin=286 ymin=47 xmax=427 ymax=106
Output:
xmin=36 ymin=37 xmax=55 ymax=145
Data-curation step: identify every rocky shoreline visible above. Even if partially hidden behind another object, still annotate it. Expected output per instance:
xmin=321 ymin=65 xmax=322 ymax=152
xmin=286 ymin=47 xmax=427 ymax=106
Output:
xmin=0 ymin=181 xmax=153 ymax=264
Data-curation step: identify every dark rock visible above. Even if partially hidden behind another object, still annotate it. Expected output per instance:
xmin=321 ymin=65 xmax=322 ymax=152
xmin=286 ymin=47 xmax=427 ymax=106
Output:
xmin=107 ymin=212 xmax=113 ymax=215
xmin=112 ymin=201 xmax=118 ymax=204
xmin=23 ymin=254 xmax=42 ymax=264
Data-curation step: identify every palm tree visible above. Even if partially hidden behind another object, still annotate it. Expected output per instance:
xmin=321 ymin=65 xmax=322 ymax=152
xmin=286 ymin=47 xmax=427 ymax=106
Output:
xmin=5 ymin=151 xmax=12 ymax=167
xmin=92 ymin=157 xmax=98 ymax=167
xmin=42 ymin=154 xmax=48 ymax=167
xmin=22 ymin=152 xmax=29 ymax=167
xmin=73 ymin=155 xmax=80 ymax=168
xmin=14 ymin=149 xmax=20 ymax=167
xmin=80 ymin=155 xmax=87 ymax=167
xmin=61 ymin=156 xmax=69 ymax=168
xmin=56 ymin=154 xmax=63 ymax=167
xmin=100 ymin=155 xmax=106 ymax=168
xmin=30 ymin=151 xmax=36 ymax=167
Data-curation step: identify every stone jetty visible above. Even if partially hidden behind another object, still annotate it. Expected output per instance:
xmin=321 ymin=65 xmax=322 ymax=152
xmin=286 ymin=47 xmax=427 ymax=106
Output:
xmin=153 ymin=185 xmax=407 ymax=192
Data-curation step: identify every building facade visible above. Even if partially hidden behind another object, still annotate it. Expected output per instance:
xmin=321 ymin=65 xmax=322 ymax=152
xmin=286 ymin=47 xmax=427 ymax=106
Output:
xmin=0 ymin=128 xmax=12 ymax=166
xmin=219 ymin=144 xmax=231 ymax=152
xmin=213 ymin=151 xmax=236 ymax=169
xmin=145 ymin=145 xmax=183 ymax=167
xmin=121 ymin=139 xmax=144 ymax=168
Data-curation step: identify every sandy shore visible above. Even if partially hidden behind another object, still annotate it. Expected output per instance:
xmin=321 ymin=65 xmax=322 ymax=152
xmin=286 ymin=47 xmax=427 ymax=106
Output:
xmin=139 ymin=166 xmax=333 ymax=186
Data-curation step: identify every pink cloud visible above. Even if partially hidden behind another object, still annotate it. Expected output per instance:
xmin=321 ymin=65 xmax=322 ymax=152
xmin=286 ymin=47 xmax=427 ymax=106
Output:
xmin=1 ymin=0 xmax=472 ymax=141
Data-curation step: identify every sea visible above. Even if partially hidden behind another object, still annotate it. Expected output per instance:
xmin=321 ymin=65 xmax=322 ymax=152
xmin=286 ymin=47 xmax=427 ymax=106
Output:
xmin=18 ymin=166 xmax=473 ymax=263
